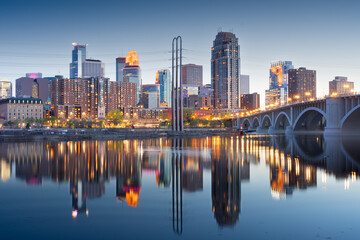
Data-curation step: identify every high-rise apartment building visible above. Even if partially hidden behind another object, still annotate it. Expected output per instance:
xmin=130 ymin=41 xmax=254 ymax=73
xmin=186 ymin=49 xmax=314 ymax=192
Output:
xmin=182 ymin=64 xmax=203 ymax=86
xmin=82 ymin=59 xmax=105 ymax=78
xmin=240 ymin=75 xmax=249 ymax=94
xmin=34 ymin=78 xmax=51 ymax=103
xmin=288 ymin=67 xmax=316 ymax=103
xmin=116 ymin=57 xmax=126 ymax=82
xmin=211 ymin=32 xmax=240 ymax=109
xmin=329 ymin=76 xmax=354 ymax=96
xmin=155 ymin=69 xmax=171 ymax=107
xmin=123 ymin=51 xmax=142 ymax=104
xmin=0 ymin=79 xmax=12 ymax=99
xmin=265 ymin=61 xmax=293 ymax=108
xmin=70 ymin=43 xmax=87 ymax=79
xmin=241 ymin=93 xmax=260 ymax=110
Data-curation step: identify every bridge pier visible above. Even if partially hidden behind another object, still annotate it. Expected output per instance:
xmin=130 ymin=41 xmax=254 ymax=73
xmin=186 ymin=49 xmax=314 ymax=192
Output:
xmin=324 ymin=98 xmax=344 ymax=136
xmin=285 ymin=126 xmax=294 ymax=135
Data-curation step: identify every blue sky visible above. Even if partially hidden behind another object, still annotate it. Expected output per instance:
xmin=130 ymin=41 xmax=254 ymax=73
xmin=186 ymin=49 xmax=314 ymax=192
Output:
xmin=1 ymin=0 xmax=359 ymax=106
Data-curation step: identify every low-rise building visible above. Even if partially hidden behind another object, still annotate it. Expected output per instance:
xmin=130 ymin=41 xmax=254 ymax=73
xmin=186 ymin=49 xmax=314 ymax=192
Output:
xmin=0 ymin=97 xmax=43 ymax=121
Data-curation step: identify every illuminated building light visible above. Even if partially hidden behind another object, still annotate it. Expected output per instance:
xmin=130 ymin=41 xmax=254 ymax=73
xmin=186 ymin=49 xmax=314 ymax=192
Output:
xmin=72 ymin=210 xmax=78 ymax=218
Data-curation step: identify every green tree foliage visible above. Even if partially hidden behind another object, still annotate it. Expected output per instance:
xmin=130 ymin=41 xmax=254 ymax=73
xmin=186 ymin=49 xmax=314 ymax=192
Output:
xmin=106 ymin=109 xmax=124 ymax=126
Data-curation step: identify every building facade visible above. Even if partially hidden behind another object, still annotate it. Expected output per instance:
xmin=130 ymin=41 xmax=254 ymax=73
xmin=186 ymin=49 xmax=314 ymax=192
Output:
xmin=116 ymin=57 xmax=126 ymax=82
xmin=0 ymin=79 xmax=12 ymax=99
xmin=155 ymin=69 xmax=171 ymax=107
xmin=241 ymin=93 xmax=260 ymax=110
xmin=141 ymin=84 xmax=160 ymax=109
xmin=123 ymin=51 xmax=142 ymax=104
xmin=240 ymin=75 xmax=249 ymax=94
xmin=82 ymin=59 xmax=105 ymax=78
xmin=265 ymin=61 xmax=294 ymax=108
xmin=288 ymin=67 xmax=316 ymax=103
xmin=0 ymin=97 xmax=43 ymax=121
xmin=16 ymin=77 xmax=36 ymax=98
xmin=182 ymin=64 xmax=203 ymax=86
xmin=70 ymin=43 xmax=87 ymax=79
xmin=211 ymin=32 xmax=240 ymax=109
xmin=329 ymin=76 xmax=354 ymax=96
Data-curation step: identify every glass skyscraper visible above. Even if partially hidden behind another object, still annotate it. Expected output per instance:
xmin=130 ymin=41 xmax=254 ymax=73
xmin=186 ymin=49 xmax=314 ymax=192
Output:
xmin=265 ymin=61 xmax=294 ymax=108
xmin=0 ymin=79 xmax=12 ymax=99
xmin=123 ymin=51 xmax=142 ymax=104
xmin=155 ymin=69 xmax=171 ymax=107
xmin=116 ymin=57 xmax=126 ymax=82
xmin=70 ymin=43 xmax=87 ymax=79
xmin=211 ymin=32 xmax=240 ymax=109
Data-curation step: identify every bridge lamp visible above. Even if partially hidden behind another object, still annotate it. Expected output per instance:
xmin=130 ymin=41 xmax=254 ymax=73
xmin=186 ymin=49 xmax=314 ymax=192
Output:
xmin=294 ymin=95 xmax=300 ymax=100
xmin=305 ymin=92 xmax=311 ymax=96
xmin=288 ymin=98 xmax=292 ymax=102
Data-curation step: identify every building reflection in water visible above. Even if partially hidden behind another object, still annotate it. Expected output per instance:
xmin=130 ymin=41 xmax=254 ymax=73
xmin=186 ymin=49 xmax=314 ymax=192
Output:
xmin=1 ymin=135 xmax=360 ymax=225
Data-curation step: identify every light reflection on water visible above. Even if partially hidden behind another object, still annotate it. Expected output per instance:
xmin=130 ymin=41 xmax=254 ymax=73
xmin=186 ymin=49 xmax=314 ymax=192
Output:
xmin=0 ymin=135 xmax=360 ymax=239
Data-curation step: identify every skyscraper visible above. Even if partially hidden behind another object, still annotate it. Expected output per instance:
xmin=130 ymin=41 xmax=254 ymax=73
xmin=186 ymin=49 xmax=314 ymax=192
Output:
xmin=182 ymin=64 xmax=203 ymax=86
xmin=116 ymin=57 xmax=126 ymax=82
xmin=140 ymin=84 xmax=160 ymax=109
xmin=82 ymin=59 xmax=105 ymax=78
xmin=265 ymin=61 xmax=294 ymax=108
xmin=155 ymin=69 xmax=171 ymax=107
xmin=211 ymin=32 xmax=240 ymax=109
xmin=70 ymin=43 xmax=87 ymax=79
xmin=288 ymin=67 xmax=316 ymax=103
xmin=240 ymin=75 xmax=249 ymax=94
xmin=329 ymin=76 xmax=354 ymax=96
xmin=0 ymin=79 xmax=12 ymax=99
xmin=16 ymin=77 xmax=35 ymax=98
xmin=123 ymin=51 xmax=142 ymax=104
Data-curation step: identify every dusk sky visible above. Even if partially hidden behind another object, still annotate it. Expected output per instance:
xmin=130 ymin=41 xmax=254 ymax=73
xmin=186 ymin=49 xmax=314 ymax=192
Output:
xmin=1 ymin=0 xmax=360 ymax=106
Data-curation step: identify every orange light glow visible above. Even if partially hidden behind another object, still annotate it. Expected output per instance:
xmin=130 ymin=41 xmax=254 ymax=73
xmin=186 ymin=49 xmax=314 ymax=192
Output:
xmin=126 ymin=189 xmax=140 ymax=207
xmin=126 ymin=51 xmax=139 ymax=66
xmin=271 ymin=65 xmax=283 ymax=87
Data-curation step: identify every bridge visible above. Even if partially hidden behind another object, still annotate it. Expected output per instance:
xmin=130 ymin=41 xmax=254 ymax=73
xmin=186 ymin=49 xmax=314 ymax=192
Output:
xmin=236 ymin=94 xmax=360 ymax=135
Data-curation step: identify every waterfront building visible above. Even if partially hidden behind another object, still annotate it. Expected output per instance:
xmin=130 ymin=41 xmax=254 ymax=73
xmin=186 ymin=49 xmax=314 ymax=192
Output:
xmin=82 ymin=59 xmax=105 ymax=78
xmin=155 ymin=69 xmax=171 ymax=107
xmin=182 ymin=64 xmax=203 ymax=86
xmin=140 ymin=84 xmax=160 ymax=109
xmin=116 ymin=57 xmax=126 ymax=82
xmin=241 ymin=93 xmax=260 ymax=110
xmin=288 ymin=67 xmax=316 ymax=103
xmin=108 ymin=81 xmax=137 ymax=113
xmin=0 ymin=97 xmax=43 ymax=121
xmin=26 ymin=73 xmax=42 ymax=79
xmin=123 ymin=51 xmax=142 ymax=104
xmin=240 ymin=75 xmax=249 ymax=94
xmin=265 ymin=61 xmax=293 ymax=108
xmin=329 ymin=76 xmax=354 ymax=96
xmin=70 ymin=43 xmax=87 ymax=79
xmin=0 ymin=79 xmax=12 ymax=99
xmin=211 ymin=32 xmax=240 ymax=109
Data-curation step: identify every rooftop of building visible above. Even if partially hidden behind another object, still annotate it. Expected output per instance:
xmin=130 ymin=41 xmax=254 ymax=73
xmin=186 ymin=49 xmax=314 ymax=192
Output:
xmin=0 ymin=97 xmax=43 ymax=104
xmin=84 ymin=59 xmax=102 ymax=62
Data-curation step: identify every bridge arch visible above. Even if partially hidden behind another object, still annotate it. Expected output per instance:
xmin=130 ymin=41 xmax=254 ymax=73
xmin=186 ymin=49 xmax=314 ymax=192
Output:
xmin=242 ymin=118 xmax=251 ymax=129
xmin=340 ymin=105 xmax=360 ymax=132
xmin=252 ymin=117 xmax=260 ymax=129
xmin=261 ymin=114 xmax=272 ymax=129
xmin=293 ymin=107 xmax=327 ymax=131
xmin=274 ymin=112 xmax=291 ymax=130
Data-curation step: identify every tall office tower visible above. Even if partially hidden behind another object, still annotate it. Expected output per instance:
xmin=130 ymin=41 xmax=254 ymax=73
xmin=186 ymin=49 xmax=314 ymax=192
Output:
xmin=123 ymin=51 xmax=142 ymax=104
xmin=240 ymin=75 xmax=249 ymax=94
xmin=288 ymin=67 xmax=316 ymax=103
xmin=82 ymin=59 xmax=105 ymax=78
xmin=0 ymin=79 xmax=12 ymax=99
xmin=140 ymin=84 xmax=160 ymax=109
xmin=265 ymin=61 xmax=293 ymax=108
xmin=241 ymin=93 xmax=260 ymax=110
xmin=70 ymin=43 xmax=87 ymax=79
xmin=16 ymin=77 xmax=36 ymax=98
xmin=329 ymin=76 xmax=354 ymax=96
xmin=116 ymin=57 xmax=126 ymax=82
xmin=155 ymin=69 xmax=171 ymax=107
xmin=33 ymin=78 xmax=51 ymax=102
xmin=26 ymin=73 xmax=42 ymax=79
xmin=182 ymin=64 xmax=203 ymax=86
xmin=211 ymin=32 xmax=240 ymax=109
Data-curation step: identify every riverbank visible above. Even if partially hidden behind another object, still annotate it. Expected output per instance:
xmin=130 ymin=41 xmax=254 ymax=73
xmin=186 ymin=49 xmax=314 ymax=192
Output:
xmin=0 ymin=128 xmax=242 ymax=142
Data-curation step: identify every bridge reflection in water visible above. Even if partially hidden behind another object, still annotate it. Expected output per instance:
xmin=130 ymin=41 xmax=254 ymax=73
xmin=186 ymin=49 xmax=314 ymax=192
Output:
xmin=0 ymin=135 xmax=360 ymax=230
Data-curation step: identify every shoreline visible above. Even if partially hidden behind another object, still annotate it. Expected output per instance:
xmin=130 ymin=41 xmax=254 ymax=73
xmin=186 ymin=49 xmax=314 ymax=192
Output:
xmin=0 ymin=128 xmax=241 ymax=142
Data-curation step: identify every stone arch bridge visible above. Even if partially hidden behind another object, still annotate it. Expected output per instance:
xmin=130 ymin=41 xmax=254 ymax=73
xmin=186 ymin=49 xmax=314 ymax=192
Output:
xmin=237 ymin=95 xmax=360 ymax=135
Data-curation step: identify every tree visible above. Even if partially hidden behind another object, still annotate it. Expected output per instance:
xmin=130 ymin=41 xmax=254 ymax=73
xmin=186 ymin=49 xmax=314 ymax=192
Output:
xmin=106 ymin=109 xmax=124 ymax=126
xmin=183 ymin=108 xmax=195 ymax=123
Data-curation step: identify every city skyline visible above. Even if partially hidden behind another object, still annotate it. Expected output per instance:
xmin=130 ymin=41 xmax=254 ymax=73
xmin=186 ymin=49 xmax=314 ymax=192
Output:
xmin=1 ymin=0 xmax=360 ymax=108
